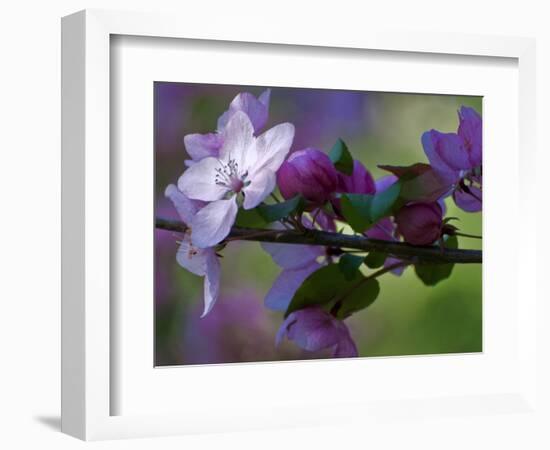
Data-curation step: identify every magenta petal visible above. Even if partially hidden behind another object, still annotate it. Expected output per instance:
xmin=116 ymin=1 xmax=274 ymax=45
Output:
xmin=365 ymin=217 xmax=395 ymax=241
xmin=265 ymin=263 xmax=321 ymax=311
xmin=421 ymin=130 xmax=467 ymax=180
xmin=453 ymin=186 xmax=482 ymax=212
xmin=333 ymin=331 xmax=358 ymax=358
xmin=276 ymin=307 xmax=358 ymax=357
xmin=283 ymin=308 xmax=341 ymax=351
xmin=313 ymin=209 xmax=337 ymax=232
xmin=394 ymin=202 xmax=443 ymax=246
xmin=336 ymin=160 xmax=376 ymax=195
xmin=278 ymin=148 xmax=338 ymax=204
xmin=457 ymin=106 xmax=482 ymax=168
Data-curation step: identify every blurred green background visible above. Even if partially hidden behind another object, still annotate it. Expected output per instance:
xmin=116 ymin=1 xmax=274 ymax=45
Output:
xmin=154 ymin=82 xmax=482 ymax=366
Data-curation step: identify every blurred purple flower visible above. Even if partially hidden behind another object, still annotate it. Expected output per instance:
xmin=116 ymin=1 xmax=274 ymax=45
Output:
xmin=394 ymin=202 xmax=443 ymax=246
xmin=182 ymin=290 xmax=325 ymax=364
xmin=184 ymin=89 xmax=271 ymax=166
xmin=288 ymin=90 xmax=369 ymax=150
xmin=165 ymin=184 xmax=221 ymax=317
xmin=276 ymin=307 xmax=358 ymax=358
xmin=421 ymin=106 xmax=482 ymax=211
xmin=277 ymin=148 xmax=338 ymax=205
xmin=178 ymin=111 xmax=295 ymax=248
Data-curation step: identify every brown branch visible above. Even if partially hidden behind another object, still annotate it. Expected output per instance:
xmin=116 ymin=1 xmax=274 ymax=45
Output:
xmin=155 ymin=217 xmax=482 ymax=265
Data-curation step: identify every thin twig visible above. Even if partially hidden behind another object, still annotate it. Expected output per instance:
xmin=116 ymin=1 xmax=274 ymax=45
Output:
xmin=155 ymin=217 xmax=482 ymax=264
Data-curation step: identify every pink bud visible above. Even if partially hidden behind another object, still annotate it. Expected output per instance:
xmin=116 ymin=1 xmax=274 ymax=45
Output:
xmin=394 ymin=202 xmax=443 ymax=245
xmin=332 ymin=160 xmax=376 ymax=216
xmin=336 ymin=160 xmax=376 ymax=195
xmin=277 ymin=148 xmax=338 ymax=204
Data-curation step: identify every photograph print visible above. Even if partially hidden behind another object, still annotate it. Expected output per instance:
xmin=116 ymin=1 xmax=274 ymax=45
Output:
xmin=154 ymin=82 xmax=482 ymax=366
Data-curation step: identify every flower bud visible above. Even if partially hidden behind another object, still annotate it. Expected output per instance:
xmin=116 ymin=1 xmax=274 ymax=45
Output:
xmin=337 ymin=160 xmax=376 ymax=195
xmin=331 ymin=160 xmax=376 ymax=216
xmin=277 ymin=148 xmax=338 ymax=204
xmin=394 ymin=202 xmax=443 ymax=245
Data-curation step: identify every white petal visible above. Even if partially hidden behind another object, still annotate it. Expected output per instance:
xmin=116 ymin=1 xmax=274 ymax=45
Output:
xmin=175 ymin=237 xmax=208 ymax=276
xmin=164 ymin=184 xmax=202 ymax=224
xmin=218 ymin=111 xmax=255 ymax=170
xmin=201 ymin=250 xmax=221 ymax=317
xmin=183 ymin=132 xmax=223 ymax=161
xmin=177 ymin=157 xmax=228 ymax=202
xmin=251 ymin=122 xmax=295 ymax=176
xmin=242 ymin=169 xmax=276 ymax=209
xmin=261 ymin=242 xmax=322 ymax=270
xmin=190 ymin=197 xmax=238 ymax=248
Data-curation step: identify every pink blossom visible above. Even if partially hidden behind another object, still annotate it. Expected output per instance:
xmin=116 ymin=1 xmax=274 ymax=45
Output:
xmin=184 ymin=89 xmax=271 ymax=166
xmin=178 ymin=111 xmax=295 ymax=248
xmin=165 ymin=184 xmax=220 ymax=317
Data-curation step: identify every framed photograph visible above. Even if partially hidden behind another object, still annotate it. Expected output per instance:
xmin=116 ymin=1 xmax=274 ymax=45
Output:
xmin=62 ymin=9 xmax=539 ymax=441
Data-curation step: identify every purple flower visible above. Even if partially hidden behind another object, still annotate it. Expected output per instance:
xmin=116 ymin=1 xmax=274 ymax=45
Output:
xmin=165 ymin=184 xmax=221 ymax=317
xmin=394 ymin=202 xmax=443 ymax=246
xmin=184 ymin=89 xmax=271 ymax=166
xmin=261 ymin=213 xmax=336 ymax=311
xmin=217 ymin=89 xmax=271 ymax=133
xmin=337 ymin=160 xmax=376 ymax=195
xmin=331 ymin=159 xmax=375 ymax=216
xmin=276 ymin=307 xmax=358 ymax=358
xmin=277 ymin=148 xmax=338 ymax=205
xmin=421 ymin=106 xmax=482 ymax=211
xmin=178 ymin=111 xmax=295 ymax=248
xmin=261 ymin=241 xmax=324 ymax=311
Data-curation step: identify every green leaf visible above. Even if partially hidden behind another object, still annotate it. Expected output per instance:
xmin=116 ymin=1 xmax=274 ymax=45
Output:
xmin=364 ymin=252 xmax=387 ymax=269
xmin=235 ymin=208 xmax=267 ymax=228
xmin=285 ymin=264 xmax=362 ymax=318
xmin=336 ymin=279 xmax=380 ymax=319
xmin=329 ymin=138 xmax=354 ymax=175
xmin=340 ymin=184 xmax=401 ymax=233
xmin=338 ymin=254 xmax=365 ymax=280
xmin=258 ymin=195 xmax=304 ymax=223
xmin=414 ymin=235 xmax=458 ymax=286
xmin=340 ymin=194 xmax=373 ymax=232
xmin=370 ymin=181 xmax=401 ymax=222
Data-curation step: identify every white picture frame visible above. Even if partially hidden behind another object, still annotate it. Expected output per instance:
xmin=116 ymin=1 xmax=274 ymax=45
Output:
xmin=61 ymin=9 xmax=539 ymax=441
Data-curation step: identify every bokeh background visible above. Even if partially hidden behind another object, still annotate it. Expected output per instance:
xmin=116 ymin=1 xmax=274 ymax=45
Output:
xmin=154 ymin=82 xmax=482 ymax=366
